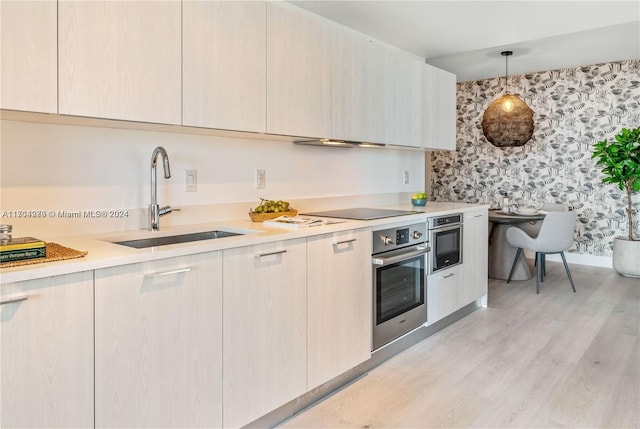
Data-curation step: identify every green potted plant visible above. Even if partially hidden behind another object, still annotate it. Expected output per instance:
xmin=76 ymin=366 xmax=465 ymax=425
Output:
xmin=592 ymin=125 xmax=640 ymax=277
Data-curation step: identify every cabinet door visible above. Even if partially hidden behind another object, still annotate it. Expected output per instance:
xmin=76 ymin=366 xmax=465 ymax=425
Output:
xmin=183 ymin=1 xmax=265 ymax=132
xmin=460 ymin=208 xmax=489 ymax=306
xmin=0 ymin=0 xmax=57 ymax=113
xmin=332 ymin=26 xmax=394 ymax=144
xmin=266 ymin=2 xmax=332 ymax=138
xmin=307 ymin=229 xmax=372 ymax=389
xmin=59 ymin=0 xmax=181 ymax=124
xmin=95 ymin=252 xmax=223 ymax=428
xmin=427 ymin=265 xmax=461 ymax=324
xmin=1 ymin=272 xmax=93 ymax=428
xmin=423 ymin=64 xmax=457 ymax=150
xmin=392 ymin=51 xmax=423 ymax=147
xmin=223 ymin=238 xmax=307 ymax=428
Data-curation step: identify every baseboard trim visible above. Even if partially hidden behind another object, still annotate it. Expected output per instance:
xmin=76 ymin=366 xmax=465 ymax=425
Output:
xmin=539 ymin=252 xmax=612 ymax=268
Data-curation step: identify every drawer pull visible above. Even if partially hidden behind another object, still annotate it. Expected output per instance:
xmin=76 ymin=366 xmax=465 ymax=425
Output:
xmin=440 ymin=272 xmax=455 ymax=279
xmin=255 ymin=250 xmax=287 ymax=258
xmin=144 ymin=267 xmax=192 ymax=278
xmin=0 ymin=294 xmax=29 ymax=305
xmin=334 ymin=238 xmax=356 ymax=246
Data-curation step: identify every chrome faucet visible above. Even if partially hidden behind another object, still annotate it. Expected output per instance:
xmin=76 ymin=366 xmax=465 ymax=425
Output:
xmin=148 ymin=146 xmax=173 ymax=231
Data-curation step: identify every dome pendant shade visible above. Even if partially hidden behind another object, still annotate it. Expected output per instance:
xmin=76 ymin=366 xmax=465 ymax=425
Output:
xmin=482 ymin=94 xmax=534 ymax=147
xmin=482 ymin=51 xmax=534 ymax=147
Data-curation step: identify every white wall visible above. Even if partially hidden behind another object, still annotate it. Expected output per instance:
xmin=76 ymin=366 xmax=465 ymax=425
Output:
xmin=0 ymin=119 xmax=425 ymax=237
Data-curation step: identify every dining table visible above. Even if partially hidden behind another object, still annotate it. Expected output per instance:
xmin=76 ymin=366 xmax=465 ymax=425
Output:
xmin=488 ymin=209 xmax=546 ymax=280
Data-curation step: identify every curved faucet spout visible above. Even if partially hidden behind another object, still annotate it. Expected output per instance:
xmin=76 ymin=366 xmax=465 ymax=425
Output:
xmin=149 ymin=146 xmax=173 ymax=231
xmin=151 ymin=146 xmax=171 ymax=179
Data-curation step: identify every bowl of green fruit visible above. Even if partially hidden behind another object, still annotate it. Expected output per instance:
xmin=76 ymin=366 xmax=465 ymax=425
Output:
xmin=411 ymin=193 xmax=427 ymax=206
xmin=249 ymin=198 xmax=297 ymax=221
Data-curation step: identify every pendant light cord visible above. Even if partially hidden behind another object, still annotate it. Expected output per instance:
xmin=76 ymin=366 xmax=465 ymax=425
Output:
xmin=501 ymin=50 xmax=513 ymax=95
xmin=505 ymin=55 xmax=508 ymax=94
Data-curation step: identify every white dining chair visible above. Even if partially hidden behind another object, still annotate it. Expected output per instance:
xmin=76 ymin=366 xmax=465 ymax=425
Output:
xmin=506 ymin=211 xmax=577 ymax=294
xmin=537 ymin=203 xmax=569 ymax=275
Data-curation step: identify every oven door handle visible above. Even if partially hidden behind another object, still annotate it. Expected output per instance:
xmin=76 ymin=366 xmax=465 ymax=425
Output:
xmin=372 ymin=246 xmax=430 ymax=266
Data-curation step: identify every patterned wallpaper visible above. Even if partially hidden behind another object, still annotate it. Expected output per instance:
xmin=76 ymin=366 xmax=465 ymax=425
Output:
xmin=430 ymin=59 xmax=640 ymax=257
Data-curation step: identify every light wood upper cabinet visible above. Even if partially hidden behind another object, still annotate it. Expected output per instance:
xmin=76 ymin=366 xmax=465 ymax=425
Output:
xmin=94 ymin=252 xmax=223 ymax=428
xmin=183 ymin=1 xmax=266 ymax=132
xmin=0 ymin=0 xmax=57 ymax=113
xmin=392 ymin=51 xmax=424 ymax=147
xmin=223 ymin=238 xmax=307 ymax=428
xmin=58 ymin=1 xmax=181 ymax=124
xmin=423 ymin=64 xmax=457 ymax=150
xmin=266 ymin=2 xmax=332 ymax=138
xmin=332 ymin=26 xmax=394 ymax=144
xmin=460 ymin=208 xmax=488 ymax=306
xmin=307 ymin=229 xmax=372 ymax=389
xmin=2 ymin=1 xmax=454 ymax=148
xmin=1 ymin=272 xmax=93 ymax=428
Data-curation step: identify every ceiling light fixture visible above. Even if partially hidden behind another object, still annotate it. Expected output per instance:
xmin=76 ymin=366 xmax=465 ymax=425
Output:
xmin=481 ymin=50 xmax=534 ymax=147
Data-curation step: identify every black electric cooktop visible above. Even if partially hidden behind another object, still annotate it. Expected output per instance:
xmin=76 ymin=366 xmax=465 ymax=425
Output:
xmin=302 ymin=207 xmax=420 ymax=221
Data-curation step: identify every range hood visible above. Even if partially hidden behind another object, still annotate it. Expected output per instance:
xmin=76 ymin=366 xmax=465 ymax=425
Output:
xmin=294 ymin=138 xmax=385 ymax=148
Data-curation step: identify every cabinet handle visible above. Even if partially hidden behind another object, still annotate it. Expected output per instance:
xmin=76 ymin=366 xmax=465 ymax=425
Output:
xmin=0 ymin=294 xmax=29 ymax=305
xmin=144 ymin=267 xmax=192 ymax=278
xmin=334 ymin=238 xmax=356 ymax=246
xmin=440 ymin=272 xmax=455 ymax=279
xmin=255 ymin=250 xmax=287 ymax=258
xmin=473 ymin=214 xmax=483 ymax=218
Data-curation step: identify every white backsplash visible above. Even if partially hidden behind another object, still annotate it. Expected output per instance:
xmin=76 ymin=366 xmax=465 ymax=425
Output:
xmin=0 ymin=119 xmax=424 ymax=238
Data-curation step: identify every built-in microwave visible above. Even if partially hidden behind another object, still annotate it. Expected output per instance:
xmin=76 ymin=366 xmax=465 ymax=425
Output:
xmin=428 ymin=214 xmax=463 ymax=274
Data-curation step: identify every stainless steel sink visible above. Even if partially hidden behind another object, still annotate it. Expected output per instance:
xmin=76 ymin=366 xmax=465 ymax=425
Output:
xmin=113 ymin=230 xmax=243 ymax=249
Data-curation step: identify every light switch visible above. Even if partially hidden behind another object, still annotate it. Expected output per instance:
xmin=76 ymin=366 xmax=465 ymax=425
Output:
xmin=185 ymin=169 xmax=197 ymax=192
xmin=256 ymin=169 xmax=266 ymax=189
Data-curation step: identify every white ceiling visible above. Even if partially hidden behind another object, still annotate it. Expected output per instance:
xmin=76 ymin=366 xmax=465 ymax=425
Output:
xmin=289 ymin=1 xmax=640 ymax=82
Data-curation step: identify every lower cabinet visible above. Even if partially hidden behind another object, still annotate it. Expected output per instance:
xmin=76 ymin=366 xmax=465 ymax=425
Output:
xmin=1 ymin=271 xmax=94 ymax=428
xmin=94 ymin=252 xmax=223 ymax=428
xmin=460 ymin=208 xmax=489 ymax=306
xmin=222 ymin=238 xmax=307 ymax=428
xmin=307 ymin=229 xmax=372 ymax=389
xmin=427 ymin=265 xmax=462 ymax=324
xmin=427 ymin=208 xmax=489 ymax=325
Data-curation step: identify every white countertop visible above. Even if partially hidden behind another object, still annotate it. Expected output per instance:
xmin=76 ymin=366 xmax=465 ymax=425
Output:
xmin=0 ymin=202 xmax=487 ymax=284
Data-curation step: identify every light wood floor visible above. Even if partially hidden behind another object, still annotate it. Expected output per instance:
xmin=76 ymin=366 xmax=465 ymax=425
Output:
xmin=280 ymin=262 xmax=640 ymax=429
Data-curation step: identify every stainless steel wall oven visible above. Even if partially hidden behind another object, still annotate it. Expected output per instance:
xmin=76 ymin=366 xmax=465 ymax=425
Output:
xmin=429 ymin=213 xmax=463 ymax=274
xmin=372 ymin=222 xmax=429 ymax=350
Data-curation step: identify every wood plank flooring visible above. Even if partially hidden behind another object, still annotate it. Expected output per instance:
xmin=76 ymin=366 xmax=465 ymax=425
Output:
xmin=280 ymin=262 xmax=640 ymax=428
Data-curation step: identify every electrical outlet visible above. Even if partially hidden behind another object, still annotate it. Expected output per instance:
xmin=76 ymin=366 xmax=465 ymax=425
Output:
xmin=403 ymin=170 xmax=409 ymax=185
xmin=185 ymin=169 xmax=197 ymax=192
xmin=255 ymin=169 xmax=266 ymax=189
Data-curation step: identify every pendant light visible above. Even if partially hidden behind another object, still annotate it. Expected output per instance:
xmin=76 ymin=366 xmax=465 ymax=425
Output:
xmin=481 ymin=51 xmax=534 ymax=147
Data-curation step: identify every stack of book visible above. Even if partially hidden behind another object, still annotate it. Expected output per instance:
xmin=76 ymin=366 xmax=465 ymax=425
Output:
xmin=0 ymin=237 xmax=47 ymax=263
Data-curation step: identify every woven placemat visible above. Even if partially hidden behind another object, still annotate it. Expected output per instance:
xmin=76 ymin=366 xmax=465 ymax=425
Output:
xmin=0 ymin=242 xmax=88 ymax=268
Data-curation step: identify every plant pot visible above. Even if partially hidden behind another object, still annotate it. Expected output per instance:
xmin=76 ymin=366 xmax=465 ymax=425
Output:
xmin=612 ymin=237 xmax=640 ymax=278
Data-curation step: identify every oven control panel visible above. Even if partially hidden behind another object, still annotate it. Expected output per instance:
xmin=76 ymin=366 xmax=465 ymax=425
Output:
xmin=429 ymin=213 xmax=462 ymax=229
xmin=396 ymin=228 xmax=409 ymax=245
xmin=373 ymin=222 xmax=427 ymax=254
